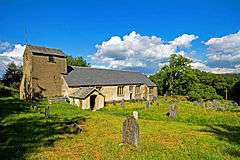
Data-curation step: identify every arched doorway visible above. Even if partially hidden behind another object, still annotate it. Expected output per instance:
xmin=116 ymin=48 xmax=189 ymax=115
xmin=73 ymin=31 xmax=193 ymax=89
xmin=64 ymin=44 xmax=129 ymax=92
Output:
xmin=90 ymin=95 xmax=97 ymax=110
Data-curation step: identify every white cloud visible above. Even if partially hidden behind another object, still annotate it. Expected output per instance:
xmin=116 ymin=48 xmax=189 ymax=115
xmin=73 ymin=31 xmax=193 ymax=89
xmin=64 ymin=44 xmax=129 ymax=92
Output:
xmin=0 ymin=42 xmax=25 ymax=77
xmin=205 ymin=31 xmax=240 ymax=63
xmin=1 ymin=44 xmax=25 ymax=59
xmin=170 ymin=34 xmax=198 ymax=48
xmin=91 ymin=31 xmax=198 ymax=74
xmin=0 ymin=41 xmax=11 ymax=52
xmin=191 ymin=60 xmax=240 ymax=74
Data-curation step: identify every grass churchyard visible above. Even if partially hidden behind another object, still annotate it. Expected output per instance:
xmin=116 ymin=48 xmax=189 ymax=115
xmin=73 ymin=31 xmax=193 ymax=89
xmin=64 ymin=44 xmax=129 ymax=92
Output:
xmin=0 ymin=96 xmax=239 ymax=159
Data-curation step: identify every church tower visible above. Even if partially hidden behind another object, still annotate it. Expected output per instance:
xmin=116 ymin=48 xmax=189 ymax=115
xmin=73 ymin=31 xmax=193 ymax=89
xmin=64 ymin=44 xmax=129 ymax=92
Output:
xmin=20 ymin=45 xmax=67 ymax=99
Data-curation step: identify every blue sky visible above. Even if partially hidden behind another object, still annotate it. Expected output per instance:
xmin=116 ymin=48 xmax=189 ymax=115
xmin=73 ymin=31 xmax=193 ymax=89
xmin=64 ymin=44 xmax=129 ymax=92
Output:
xmin=0 ymin=0 xmax=240 ymax=75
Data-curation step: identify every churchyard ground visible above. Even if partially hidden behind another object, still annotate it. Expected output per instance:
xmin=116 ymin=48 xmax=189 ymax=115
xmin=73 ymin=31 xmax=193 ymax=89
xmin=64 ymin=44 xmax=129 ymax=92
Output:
xmin=0 ymin=96 xmax=240 ymax=159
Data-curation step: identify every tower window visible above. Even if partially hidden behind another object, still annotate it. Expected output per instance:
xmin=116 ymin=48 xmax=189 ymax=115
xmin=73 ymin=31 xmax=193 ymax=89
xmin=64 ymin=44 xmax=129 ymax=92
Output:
xmin=48 ymin=55 xmax=55 ymax=62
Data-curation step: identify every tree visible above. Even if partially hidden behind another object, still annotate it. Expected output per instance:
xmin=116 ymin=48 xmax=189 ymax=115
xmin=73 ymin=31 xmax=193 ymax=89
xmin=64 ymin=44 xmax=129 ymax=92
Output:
xmin=150 ymin=54 xmax=195 ymax=96
xmin=188 ymin=83 xmax=221 ymax=101
xmin=149 ymin=54 xmax=239 ymax=101
xmin=2 ymin=62 xmax=22 ymax=89
xmin=231 ymin=80 xmax=240 ymax=104
xmin=66 ymin=55 xmax=89 ymax=67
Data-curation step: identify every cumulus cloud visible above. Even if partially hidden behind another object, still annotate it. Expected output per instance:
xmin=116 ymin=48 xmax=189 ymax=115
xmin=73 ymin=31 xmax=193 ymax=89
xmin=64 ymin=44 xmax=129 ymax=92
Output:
xmin=191 ymin=60 xmax=240 ymax=74
xmin=0 ymin=42 xmax=25 ymax=77
xmin=202 ymin=31 xmax=240 ymax=73
xmin=205 ymin=31 xmax=240 ymax=64
xmin=0 ymin=41 xmax=11 ymax=52
xmin=91 ymin=31 xmax=198 ymax=74
xmin=171 ymin=34 xmax=198 ymax=48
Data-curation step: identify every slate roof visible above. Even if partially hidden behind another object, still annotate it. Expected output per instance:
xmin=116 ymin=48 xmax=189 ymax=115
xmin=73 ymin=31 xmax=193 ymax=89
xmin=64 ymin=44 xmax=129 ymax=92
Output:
xmin=26 ymin=45 xmax=65 ymax=57
xmin=69 ymin=87 xmax=101 ymax=99
xmin=64 ymin=66 xmax=156 ymax=87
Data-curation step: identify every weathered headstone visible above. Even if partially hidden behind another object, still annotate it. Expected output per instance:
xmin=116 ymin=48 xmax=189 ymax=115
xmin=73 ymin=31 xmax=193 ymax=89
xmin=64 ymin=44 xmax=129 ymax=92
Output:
xmin=146 ymin=101 xmax=151 ymax=110
xmin=45 ymin=106 xmax=50 ymax=118
xmin=233 ymin=101 xmax=238 ymax=107
xmin=164 ymin=92 xmax=168 ymax=101
xmin=133 ymin=111 xmax=138 ymax=120
xmin=65 ymin=123 xmax=82 ymax=133
xmin=193 ymin=101 xmax=198 ymax=106
xmin=152 ymin=96 xmax=157 ymax=102
xmin=167 ymin=103 xmax=177 ymax=119
xmin=120 ymin=99 xmax=124 ymax=108
xmin=33 ymin=105 xmax=38 ymax=112
xmin=112 ymin=100 xmax=116 ymax=106
xmin=199 ymin=101 xmax=204 ymax=107
xmin=156 ymin=98 xmax=161 ymax=107
xmin=122 ymin=116 xmax=139 ymax=147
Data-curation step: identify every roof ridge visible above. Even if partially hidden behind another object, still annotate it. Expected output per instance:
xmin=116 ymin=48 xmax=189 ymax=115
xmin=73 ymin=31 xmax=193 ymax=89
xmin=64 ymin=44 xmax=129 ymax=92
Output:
xmin=70 ymin=66 xmax=142 ymax=74
xmin=27 ymin=44 xmax=63 ymax=52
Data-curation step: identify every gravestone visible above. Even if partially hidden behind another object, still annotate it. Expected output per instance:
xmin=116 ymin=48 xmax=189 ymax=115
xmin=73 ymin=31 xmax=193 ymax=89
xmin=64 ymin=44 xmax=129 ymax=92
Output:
xmin=65 ymin=123 xmax=82 ymax=134
xmin=146 ymin=101 xmax=151 ymax=110
xmin=199 ymin=101 xmax=204 ymax=107
xmin=33 ymin=105 xmax=38 ymax=112
xmin=156 ymin=98 xmax=161 ymax=107
xmin=152 ymin=96 xmax=157 ymax=102
xmin=133 ymin=111 xmax=138 ymax=120
xmin=122 ymin=116 xmax=139 ymax=147
xmin=167 ymin=103 xmax=177 ymax=119
xmin=45 ymin=106 xmax=50 ymax=118
xmin=120 ymin=99 xmax=124 ymax=108
xmin=164 ymin=93 xmax=168 ymax=101
xmin=193 ymin=101 xmax=198 ymax=106
xmin=233 ymin=101 xmax=238 ymax=107
xmin=112 ymin=100 xmax=116 ymax=106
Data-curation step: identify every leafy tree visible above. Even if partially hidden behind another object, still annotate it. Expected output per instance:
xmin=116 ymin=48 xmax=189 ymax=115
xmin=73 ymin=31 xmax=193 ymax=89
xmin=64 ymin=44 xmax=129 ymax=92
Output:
xmin=231 ymin=80 xmax=240 ymax=104
xmin=150 ymin=54 xmax=195 ymax=96
xmin=66 ymin=55 xmax=89 ymax=67
xmin=2 ymin=62 xmax=22 ymax=89
xmin=188 ymin=83 xmax=221 ymax=101
xmin=150 ymin=54 xmax=240 ymax=101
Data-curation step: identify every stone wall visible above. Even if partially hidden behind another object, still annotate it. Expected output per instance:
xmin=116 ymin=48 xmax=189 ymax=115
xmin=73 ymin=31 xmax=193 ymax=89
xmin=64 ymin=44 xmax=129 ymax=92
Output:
xmin=62 ymin=80 xmax=79 ymax=97
xmin=31 ymin=54 xmax=66 ymax=97
xmin=70 ymin=90 xmax=105 ymax=110
xmin=66 ymin=84 xmax=157 ymax=103
xmin=20 ymin=48 xmax=33 ymax=99
xmin=20 ymin=46 xmax=67 ymax=99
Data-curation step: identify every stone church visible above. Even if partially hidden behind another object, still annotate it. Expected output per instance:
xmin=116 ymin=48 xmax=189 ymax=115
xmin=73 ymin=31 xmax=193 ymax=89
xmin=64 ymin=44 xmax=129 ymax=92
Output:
xmin=20 ymin=45 xmax=158 ymax=110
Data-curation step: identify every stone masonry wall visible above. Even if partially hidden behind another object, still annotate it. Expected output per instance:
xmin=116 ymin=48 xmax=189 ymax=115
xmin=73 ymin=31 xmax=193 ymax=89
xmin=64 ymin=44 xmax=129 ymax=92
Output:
xmin=31 ymin=54 xmax=66 ymax=97
xmin=20 ymin=48 xmax=33 ymax=99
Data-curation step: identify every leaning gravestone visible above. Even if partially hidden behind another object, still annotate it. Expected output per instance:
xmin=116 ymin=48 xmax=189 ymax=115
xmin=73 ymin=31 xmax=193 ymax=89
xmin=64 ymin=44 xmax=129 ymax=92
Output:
xmin=120 ymin=99 xmax=124 ymax=108
xmin=167 ymin=103 xmax=177 ymax=119
xmin=122 ymin=116 xmax=139 ymax=147
xmin=45 ymin=106 xmax=50 ymax=118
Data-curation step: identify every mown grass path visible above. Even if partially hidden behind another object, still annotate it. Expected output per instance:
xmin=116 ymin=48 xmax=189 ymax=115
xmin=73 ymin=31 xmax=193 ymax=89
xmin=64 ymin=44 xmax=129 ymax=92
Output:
xmin=0 ymin=97 xmax=239 ymax=159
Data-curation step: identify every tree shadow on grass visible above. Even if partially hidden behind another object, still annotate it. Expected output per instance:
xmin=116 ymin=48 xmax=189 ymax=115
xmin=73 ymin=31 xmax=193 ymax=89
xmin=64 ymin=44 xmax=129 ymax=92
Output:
xmin=199 ymin=124 xmax=240 ymax=158
xmin=0 ymin=97 xmax=87 ymax=160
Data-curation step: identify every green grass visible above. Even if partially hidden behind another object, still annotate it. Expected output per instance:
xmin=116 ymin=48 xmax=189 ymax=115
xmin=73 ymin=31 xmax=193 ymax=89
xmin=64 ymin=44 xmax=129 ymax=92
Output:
xmin=0 ymin=96 xmax=239 ymax=159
